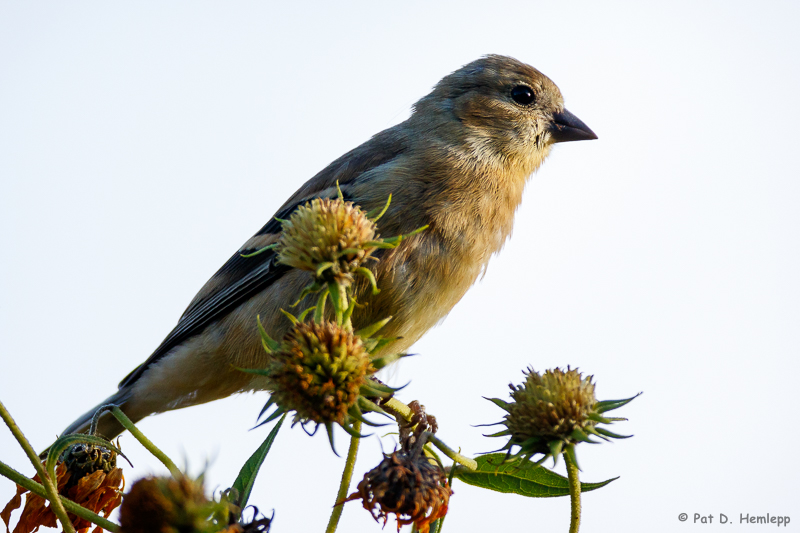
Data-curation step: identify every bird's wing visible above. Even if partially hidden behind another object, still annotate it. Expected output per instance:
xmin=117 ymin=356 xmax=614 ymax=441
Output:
xmin=118 ymin=128 xmax=408 ymax=389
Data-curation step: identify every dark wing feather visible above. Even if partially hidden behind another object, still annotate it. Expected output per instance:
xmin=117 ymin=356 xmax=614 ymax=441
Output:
xmin=118 ymin=126 xmax=408 ymax=389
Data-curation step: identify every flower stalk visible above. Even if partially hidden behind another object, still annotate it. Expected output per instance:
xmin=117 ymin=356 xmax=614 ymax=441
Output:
xmin=92 ymin=404 xmax=181 ymax=477
xmin=564 ymin=448 xmax=581 ymax=533
xmin=0 ymin=400 xmax=76 ymax=533
xmin=325 ymin=420 xmax=362 ymax=533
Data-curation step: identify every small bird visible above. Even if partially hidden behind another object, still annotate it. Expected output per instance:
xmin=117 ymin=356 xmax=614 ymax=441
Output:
xmin=63 ymin=55 xmax=597 ymax=439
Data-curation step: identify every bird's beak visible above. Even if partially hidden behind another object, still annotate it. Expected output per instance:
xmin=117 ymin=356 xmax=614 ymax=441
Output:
xmin=548 ymin=109 xmax=598 ymax=143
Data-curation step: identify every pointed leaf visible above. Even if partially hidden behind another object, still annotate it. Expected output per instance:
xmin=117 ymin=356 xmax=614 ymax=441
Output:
xmin=256 ymin=316 xmax=281 ymax=352
xmin=325 ymin=422 xmax=339 ymax=456
xmin=368 ymin=194 xmax=392 ymax=222
xmin=240 ymin=243 xmax=277 ymax=258
xmin=453 ymin=454 xmax=616 ymax=497
xmin=355 ymin=317 xmax=392 ymax=339
xmin=355 ymin=267 xmax=380 ymax=295
xmin=231 ymin=414 xmax=285 ymax=510
xmin=595 ymin=393 xmax=641 ymax=413
xmin=594 ymin=427 xmax=633 ymax=439
xmin=279 ymin=309 xmax=299 ymax=325
xmin=484 ymin=397 xmax=512 ymax=412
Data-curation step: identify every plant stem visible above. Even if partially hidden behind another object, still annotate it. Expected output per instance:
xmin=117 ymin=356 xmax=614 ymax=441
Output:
xmin=325 ymin=420 xmax=361 ymax=533
xmin=95 ymin=404 xmax=181 ymax=477
xmin=0 ymin=401 xmax=76 ymax=533
xmin=382 ymin=398 xmax=477 ymax=471
xmin=564 ymin=449 xmax=581 ymax=533
xmin=426 ymin=435 xmax=477 ymax=471
xmin=0 ymin=460 xmax=120 ymax=532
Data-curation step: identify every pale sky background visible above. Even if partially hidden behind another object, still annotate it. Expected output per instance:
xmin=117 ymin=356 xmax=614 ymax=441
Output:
xmin=2 ymin=2 xmax=799 ymax=532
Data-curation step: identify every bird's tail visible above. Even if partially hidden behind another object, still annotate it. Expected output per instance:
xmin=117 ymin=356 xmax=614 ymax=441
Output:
xmin=60 ymin=388 xmax=136 ymax=441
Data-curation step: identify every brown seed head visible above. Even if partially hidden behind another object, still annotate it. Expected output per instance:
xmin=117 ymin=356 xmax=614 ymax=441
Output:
xmin=268 ymin=321 xmax=373 ymax=425
xmin=120 ymin=475 xmax=230 ymax=533
xmin=344 ymin=452 xmax=451 ymax=533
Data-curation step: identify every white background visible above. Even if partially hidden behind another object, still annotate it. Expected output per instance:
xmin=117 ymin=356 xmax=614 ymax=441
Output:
xmin=2 ymin=2 xmax=799 ymax=532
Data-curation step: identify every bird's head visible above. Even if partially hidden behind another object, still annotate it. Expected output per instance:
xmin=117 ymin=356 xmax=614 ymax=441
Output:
xmin=411 ymin=55 xmax=597 ymax=177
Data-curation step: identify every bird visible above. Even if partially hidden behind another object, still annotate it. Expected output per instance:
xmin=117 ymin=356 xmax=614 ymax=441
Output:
xmin=61 ymin=54 xmax=597 ymax=440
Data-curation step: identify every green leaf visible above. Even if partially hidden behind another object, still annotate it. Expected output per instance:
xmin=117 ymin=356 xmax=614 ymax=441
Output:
xmin=453 ymin=454 xmax=617 ymax=498
xmin=484 ymin=397 xmax=511 ymax=412
xmin=231 ymin=414 xmax=285 ymax=511
xmin=355 ymin=317 xmax=392 ymax=339
xmin=595 ymin=393 xmax=641 ymax=413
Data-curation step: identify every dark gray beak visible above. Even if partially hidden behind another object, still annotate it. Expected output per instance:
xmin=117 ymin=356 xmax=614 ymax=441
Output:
xmin=548 ymin=109 xmax=598 ymax=143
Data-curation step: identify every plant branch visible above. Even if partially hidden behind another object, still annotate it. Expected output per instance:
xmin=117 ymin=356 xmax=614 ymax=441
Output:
xmin=325 ymin=420 xmax=361 ymax=533
xmin=94 ymin=404 xmax=181 ymax=477
xmin=0 ymin=460 xmax=119 ymax=532
xmin=564 ymin=448 xmax=581 ymax=533
xmin=0 ymin=401 xmax=76 ymax=533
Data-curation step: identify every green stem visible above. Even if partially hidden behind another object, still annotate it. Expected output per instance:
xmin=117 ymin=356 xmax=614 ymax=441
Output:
xmin=0 ymin=400 xmax=76 ymax=533
xmin=95 ymin=404 xmax=181 ymax=477
xmin=564 ymin=449 xmax=581 ymax=533
xmin=0 ymin=460 xmax=120 ymax=532
xmin=426 ymin=435 xmax=477 ymax=471
xmin=325 ymin=420 xmax=361 ymax=533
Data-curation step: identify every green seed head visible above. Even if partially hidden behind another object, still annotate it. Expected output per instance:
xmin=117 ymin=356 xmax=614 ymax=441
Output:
xmin=505 ymin=367 xmax=597 ymax=450
xmin=277 ymin=198 xmax=378 ymax=287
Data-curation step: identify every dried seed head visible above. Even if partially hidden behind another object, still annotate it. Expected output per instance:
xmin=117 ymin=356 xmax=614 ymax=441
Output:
xmin=344 ymin=452 xmax=451 ymax=533
xmin=505 ymin=367 xmax=597 ymax=450
xmin=268 ymin=321 xmax=373 ymax=425
xmin=119 ymin=475 xmax=230 ymax=533
xmin=63 ymin=443 xmax=117 ymax=489
xmin=277 ymin=198 xmax=378 ymax=287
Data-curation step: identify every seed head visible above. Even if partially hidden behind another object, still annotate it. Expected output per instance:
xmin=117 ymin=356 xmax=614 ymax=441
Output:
xmin=268 ymin=320 xmax=373 ymax=426
xmin=343 ymin=452 xmax=451 ymax=533
xmin=119 ymin=475 xmax=230 ymax=533
xmin=485 ymin=367 xmax=637 ymax=467
xmin=277 ymin=198 xmax=378 ymax=287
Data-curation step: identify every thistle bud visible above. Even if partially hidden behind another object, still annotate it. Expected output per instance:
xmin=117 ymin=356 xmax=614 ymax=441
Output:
xmin=486 ymin=367 xmax=636 ymax=466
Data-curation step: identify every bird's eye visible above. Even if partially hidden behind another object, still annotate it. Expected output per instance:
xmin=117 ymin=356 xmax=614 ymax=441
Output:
xmin=510 ymin=85 xmax=535 ymax=106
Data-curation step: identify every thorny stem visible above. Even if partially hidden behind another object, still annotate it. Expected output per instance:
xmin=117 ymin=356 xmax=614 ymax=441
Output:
xmin=0 ymin=401 xmax=76 ymax=533
xmin=564 ymin=449 xmax=581 ymax=533
xmin=325 ymin=420 xmax=361 ymax=533
xmin=0 ymin=460 xmax=120 ymax=532
xmin=94 ymin=404 xmax=181 ymax=478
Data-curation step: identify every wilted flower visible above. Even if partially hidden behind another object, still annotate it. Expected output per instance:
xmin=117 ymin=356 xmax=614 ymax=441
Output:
xmin=277 ymin=197 xmax=379 ymax=288
xmin=1 ymin=444 xmax=124 ymax=533
xmin=485 ymin=367 xmax=637 ymax=467
xmin=343 ymin=451 xmax=451 ymax=533
xmin=119 ymin=475 xmax=231 ymax=533
xmin=253 ymin=319 xmax=402 ymax=449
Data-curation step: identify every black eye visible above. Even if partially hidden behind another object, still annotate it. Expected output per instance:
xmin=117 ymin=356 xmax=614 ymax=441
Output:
xmin=511 ymin=85 xmax=535 ymax=106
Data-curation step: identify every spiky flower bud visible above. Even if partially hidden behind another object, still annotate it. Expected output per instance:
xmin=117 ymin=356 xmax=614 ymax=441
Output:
xmin=268 ymin=321 xmax=373 ymax=426
xmin=119 ymin=475 xmax=231 ymax=533
xmin=486 ymin=367 xmax=636 ymax=466
xmin=343 ymin=452 xmax=451 ymax=533
xmin=506 ymin=367 xmax=596 ymax=448
xmin=277 ymin=198 xmax=378 ymax=287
